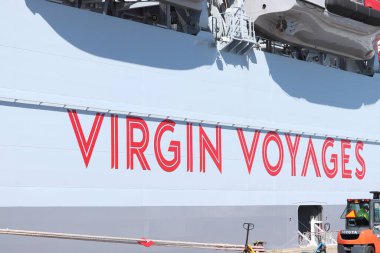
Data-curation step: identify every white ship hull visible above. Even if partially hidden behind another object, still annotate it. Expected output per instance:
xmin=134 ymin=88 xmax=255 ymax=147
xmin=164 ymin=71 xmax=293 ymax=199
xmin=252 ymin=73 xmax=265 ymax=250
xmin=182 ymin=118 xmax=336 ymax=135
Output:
xmin=1 ymin=0 xmax=380 ymax=251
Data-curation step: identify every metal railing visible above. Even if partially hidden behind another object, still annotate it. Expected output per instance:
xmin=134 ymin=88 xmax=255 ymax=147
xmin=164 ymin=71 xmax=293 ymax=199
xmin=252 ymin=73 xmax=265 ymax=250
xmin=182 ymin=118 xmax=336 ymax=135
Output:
xmin=211 ymin=16 xmax=219 ymax=39
xmin=298 ymin=230 xmax=338 ymax=248
xmin=221 ymin=7 xmax=255 ymax=42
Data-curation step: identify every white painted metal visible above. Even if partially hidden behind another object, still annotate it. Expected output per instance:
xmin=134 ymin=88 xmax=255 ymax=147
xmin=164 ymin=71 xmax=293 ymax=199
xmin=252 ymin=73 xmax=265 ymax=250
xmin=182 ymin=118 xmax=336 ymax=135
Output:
xmin=310 ymin=217 xmax=322 ymax=246
xmin=0 ymin=0 xmax=378 ymax=251
xmin=244 ymin=0 xmax=296 ymax=20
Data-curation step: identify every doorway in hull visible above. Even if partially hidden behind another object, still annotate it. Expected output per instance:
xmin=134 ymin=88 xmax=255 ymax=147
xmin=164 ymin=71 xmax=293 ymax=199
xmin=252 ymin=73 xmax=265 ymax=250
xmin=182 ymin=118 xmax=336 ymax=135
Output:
xmin=298 ymin=205 xmax=323 ymax=246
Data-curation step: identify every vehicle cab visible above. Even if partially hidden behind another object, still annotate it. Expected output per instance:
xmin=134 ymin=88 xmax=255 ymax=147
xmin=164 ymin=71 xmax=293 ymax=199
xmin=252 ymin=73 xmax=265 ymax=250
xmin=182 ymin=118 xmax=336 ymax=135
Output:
xmin=337 ymin=192 xmax=380 ymax=253
xmin=365 ymin=0 xmax=380 ymax=11
xmin=352 ymin=0 xmax=380 ymax=10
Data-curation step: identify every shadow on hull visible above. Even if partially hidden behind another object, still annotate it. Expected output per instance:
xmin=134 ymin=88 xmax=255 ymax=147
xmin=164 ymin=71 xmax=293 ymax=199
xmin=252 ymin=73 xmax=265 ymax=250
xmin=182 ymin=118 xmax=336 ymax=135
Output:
xmin=265 ymin=52 xmax=380 ymax=109
xmin=25 ymin=0 xmax=380 ymax=109
xmin=25 ymin=0 xmax=218 ymax=70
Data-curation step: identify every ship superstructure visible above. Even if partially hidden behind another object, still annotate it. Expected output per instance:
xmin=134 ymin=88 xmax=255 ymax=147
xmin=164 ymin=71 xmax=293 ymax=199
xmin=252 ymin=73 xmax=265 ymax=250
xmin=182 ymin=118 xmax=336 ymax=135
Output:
xmin=49 ymin=0 xmax=380 ymax=75
xmin=1 ymin=0 xmax=380 ymax=252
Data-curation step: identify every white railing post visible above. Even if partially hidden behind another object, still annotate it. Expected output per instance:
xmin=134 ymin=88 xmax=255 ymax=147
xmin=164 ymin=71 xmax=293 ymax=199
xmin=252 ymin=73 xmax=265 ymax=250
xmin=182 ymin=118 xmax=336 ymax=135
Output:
xmin=298 ymin=231 xmax=311 ymax=243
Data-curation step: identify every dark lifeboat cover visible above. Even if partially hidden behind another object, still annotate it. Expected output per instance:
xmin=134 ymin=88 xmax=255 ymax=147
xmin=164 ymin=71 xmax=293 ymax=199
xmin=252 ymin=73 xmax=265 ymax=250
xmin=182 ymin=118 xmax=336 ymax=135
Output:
xmin=325 ymin=0 xmax=380 ymax=26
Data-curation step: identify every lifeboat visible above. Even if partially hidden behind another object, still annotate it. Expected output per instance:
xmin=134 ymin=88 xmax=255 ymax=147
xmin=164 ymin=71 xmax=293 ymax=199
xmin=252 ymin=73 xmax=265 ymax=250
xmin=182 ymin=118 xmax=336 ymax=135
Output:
xmin=244 ymin=0 xmax=380 ymax=60
xmin=325 ymin=0 xmax=380 ymax=26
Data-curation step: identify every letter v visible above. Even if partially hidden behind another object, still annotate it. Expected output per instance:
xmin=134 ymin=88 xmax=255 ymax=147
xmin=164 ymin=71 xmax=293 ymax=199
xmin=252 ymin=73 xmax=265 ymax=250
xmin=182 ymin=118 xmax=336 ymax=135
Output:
xmin=68 ymin=110 xmax=105 ymax=168
xmin=237 ymin=129 xmax=260 ymax=174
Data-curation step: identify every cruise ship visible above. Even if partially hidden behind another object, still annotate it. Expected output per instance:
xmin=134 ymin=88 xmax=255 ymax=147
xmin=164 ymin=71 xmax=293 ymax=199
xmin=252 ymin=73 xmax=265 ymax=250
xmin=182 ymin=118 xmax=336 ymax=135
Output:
xmin=1 ymin=0 xmax=380 ymax=252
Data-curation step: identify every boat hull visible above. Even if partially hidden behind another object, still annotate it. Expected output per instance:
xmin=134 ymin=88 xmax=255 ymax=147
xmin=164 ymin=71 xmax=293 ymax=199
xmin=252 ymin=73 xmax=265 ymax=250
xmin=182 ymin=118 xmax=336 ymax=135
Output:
xmin=1 ymin=0 xmax=380 ymax=251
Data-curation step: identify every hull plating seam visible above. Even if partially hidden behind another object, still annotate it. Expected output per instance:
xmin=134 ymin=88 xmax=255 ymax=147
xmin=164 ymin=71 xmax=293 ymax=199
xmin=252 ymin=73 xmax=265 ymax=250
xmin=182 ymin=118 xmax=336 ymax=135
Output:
xmin=1 ymin=97 xmax=379 ymax=145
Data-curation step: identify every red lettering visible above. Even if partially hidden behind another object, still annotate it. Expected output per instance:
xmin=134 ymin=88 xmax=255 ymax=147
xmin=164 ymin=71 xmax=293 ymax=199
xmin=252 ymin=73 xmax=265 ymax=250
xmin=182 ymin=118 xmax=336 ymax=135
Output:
xmin=321 ymin=138 xmax=338 ymax=179
xmin=301 ymin=137 xmax=321 ymax=177
xmin=187 ymin=123 xmax=193 ymax=172
xmin=262 ymin=131 xmax=284 ymax=176
xmin=285 ymin=134 xmax=300 ymax=176
xmin=355 ymin=141 xmax=366 ymax=180
xmin=154 ymin=120 xmax=181 ymax=172
xmin=111 ymin=114 xmax=119 ymax=169
xmin=341 ymin=140 xmax=352 ymax=178
xmin=199 ymin=125 xmax=222 ymax=173
xmin=237 ymin=129 xmax=261 ymax=174
xmin=126 ymin=117 xmax=150 ymax=170
xmin=68 ymin=110 xmax=104 ymax=168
